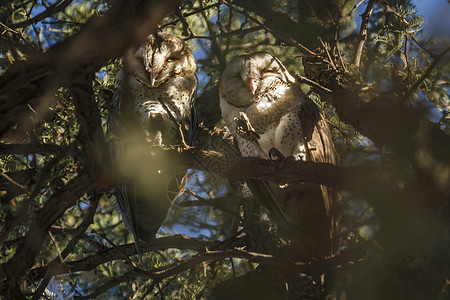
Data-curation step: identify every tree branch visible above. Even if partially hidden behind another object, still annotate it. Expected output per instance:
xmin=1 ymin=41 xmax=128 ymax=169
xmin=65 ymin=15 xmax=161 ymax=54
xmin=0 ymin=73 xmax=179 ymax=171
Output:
xmin=0 ymin=143 xmax=64 ymax=155
xmin=354 ymin=0 xmax=376 ymax=67
xmin=28 ymin=235 xmax=216 ymax=282
xmin=76 ymin=244 xmax=368 ymax=299
xmin=10 ymin=0 xmax=74 ymax=29
xmin=404 ymin=45 xmax=450 ymax=100
xmin=71 ymin=69 xmax=111 ymax=177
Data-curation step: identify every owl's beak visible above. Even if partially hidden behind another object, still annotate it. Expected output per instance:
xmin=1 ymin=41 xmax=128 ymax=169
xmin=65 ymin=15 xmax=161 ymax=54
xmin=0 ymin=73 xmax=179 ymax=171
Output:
xmin=149 ymin=71 xmax=157 ymax=87
xmin=248 ymin=78 xmax=258 ymax=94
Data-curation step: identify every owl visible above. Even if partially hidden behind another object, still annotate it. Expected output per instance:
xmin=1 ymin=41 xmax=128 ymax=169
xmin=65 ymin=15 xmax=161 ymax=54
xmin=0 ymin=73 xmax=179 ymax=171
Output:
xmin=110 ymin=32 xmax=197 ymax=257
xmin=219 ymin=52 xmax=340 ymax=258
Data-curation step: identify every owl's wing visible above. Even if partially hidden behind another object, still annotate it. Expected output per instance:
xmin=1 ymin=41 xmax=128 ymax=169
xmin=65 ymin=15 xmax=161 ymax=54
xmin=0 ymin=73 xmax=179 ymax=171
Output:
xmin=246 ymin=96 xmax=340 ymax=258
xmin=298 ymin=96 xmax=341 ymax=254
xmin=180 ymin=74 xmax=199 ymax=147
xmin=107 ymin=73 xmax=144 ymax=258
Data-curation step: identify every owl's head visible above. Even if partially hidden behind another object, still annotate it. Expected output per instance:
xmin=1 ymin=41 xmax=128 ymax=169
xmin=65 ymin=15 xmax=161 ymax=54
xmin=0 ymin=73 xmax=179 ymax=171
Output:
xmin=220 ymin=52 xmax=296 ymax=103
xmin=131 ymin=32 xmax=197 ymax=87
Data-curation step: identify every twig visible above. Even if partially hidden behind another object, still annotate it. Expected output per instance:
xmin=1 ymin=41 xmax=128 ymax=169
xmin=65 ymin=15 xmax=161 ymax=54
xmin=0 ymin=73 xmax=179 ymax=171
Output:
xmin=160 ymin=2 xmax=221 ymax=28
xmin=74 ymin=270 xmax=141 ymax=300
xmin=230 ymin=258 xmax=236 ymax=277
xmin=382 ymin=1 xmax=409 ymax=27
xmin=336 ymin=39 xmax=348 ymax=72
xmin=31 ymin=194 xmax=100 ymax=300
xmin=48 ymin=230 xmax=64 ymax=264
xmin=175 ymin=7 xmax=192 ymax=37
xmin=345 ymin=0 xmax=366 ymax=18
xmin=0 ymin=0 xmax=34 ymax=16
xmin=185 ymin=26 xmax=262 ymax=40
xmin=319 ymin=38 xmax=336 ymax=70
xmin=141 ymin=280 xmax=158 ymax=299
xmin=10 ymin=0 xmax=74 ymax=29
xmin=0 ymin=21 xmax=37 ymax=48
xmin=156 ymin=275 xmax=179 ymax=297
xmin=404 ymin=33 xmax=412 ymax=106
xmin=404 ymin=45 xmax=450 ymax=101
xmin=286 ymin=37 xmax=318 ymax=56
xmin=0 ymin=171 xmax=28 ymax=192
xmin=221 ymin=0 xmax=318 ymax=56
xmin=355 ymin=0 xmax=376 ymax=67
xmin=158 ymin=281 xmax=165 ymax=300
xmin=222 ymin=1 xmax=234 ymax=57
xmin=297 ymin=75 xmax=333 ymax=93
xmin=179 ymin=192 xmax=240 ymax=216
xmin=32 ymin=23 xmax=43 ymax=50
xmin=409 ymin=35 xmax=436 ymax=57
xmin=92 ymin=229 xmax=137 ymax=269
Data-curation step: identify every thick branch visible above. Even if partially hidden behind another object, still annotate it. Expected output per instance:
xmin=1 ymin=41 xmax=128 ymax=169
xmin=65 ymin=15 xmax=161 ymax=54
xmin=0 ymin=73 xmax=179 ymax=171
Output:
xmin=226 ymin=158 xmax=372 ymax=191
xmin=155 ymin=142 xmax=376 ymax=192
xmin=71 ymin=72 xmax=111 ymax=177
xmin=0 ymin=143 xmax=64 ymax=155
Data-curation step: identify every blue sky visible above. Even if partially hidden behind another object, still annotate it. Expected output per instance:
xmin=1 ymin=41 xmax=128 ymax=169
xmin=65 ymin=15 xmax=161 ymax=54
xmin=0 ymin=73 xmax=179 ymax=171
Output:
xmin=414 ymin=0 xmax=450 ymax=37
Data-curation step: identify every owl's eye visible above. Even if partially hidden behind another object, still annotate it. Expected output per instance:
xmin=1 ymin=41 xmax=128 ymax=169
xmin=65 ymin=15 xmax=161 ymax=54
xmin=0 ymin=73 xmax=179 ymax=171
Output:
xmin=166 ymin=56 xmax=177 ymax=62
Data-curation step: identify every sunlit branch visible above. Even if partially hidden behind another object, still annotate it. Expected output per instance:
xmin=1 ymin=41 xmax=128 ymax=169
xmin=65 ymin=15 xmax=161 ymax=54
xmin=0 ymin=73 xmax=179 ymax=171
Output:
xmin=344 ymin=0 xmax=366 ymax=18
xmin=354 ymin=0 xmax=376 ymax=67
xmin=297 ymin=75 xmax=332 ymax=93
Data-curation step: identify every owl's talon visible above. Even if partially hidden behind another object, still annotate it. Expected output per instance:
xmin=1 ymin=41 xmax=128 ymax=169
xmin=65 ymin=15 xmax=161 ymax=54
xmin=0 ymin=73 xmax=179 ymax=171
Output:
xmin=234 ymin=112 xmax=260 ymax=142
xmin=268 ymin=147 xmax=285 ymax=161
xmin=269 ymin=148 xmax=296 ymax=172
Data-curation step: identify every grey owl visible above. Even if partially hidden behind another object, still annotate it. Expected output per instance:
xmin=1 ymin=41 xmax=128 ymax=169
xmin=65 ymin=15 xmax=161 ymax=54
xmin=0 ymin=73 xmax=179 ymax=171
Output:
xmin=110 ymin=32 xmax=197 ymax=257
xmin=219 ymin=52 xmax=340 ymax=258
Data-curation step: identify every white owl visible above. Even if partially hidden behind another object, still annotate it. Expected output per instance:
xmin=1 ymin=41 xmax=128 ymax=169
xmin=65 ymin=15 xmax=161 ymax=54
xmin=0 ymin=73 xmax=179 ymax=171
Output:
xmin=220 ymin=52 xmax=340 ymax=258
